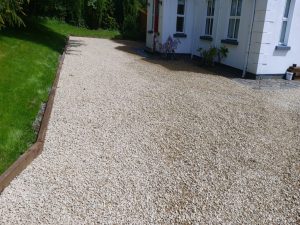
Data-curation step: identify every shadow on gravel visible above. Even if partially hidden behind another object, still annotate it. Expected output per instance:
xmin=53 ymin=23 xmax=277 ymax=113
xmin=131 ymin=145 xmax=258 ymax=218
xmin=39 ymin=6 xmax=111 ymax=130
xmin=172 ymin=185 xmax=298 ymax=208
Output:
xmin=113 ymin=40 xmax=300 ymax=90
xmin=65 ymin=39 xmax=85 ymax=55
xmin=112 ymin=39 xmax=248 ymax=80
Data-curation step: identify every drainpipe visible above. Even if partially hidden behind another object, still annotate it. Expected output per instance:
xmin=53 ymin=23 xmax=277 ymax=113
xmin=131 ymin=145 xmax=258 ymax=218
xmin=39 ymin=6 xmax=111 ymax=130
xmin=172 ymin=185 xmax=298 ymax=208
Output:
xmin=190 ymin=0 xmax=197 ymax=59
xmin=242 ymin=0 xmax=257 ymax=78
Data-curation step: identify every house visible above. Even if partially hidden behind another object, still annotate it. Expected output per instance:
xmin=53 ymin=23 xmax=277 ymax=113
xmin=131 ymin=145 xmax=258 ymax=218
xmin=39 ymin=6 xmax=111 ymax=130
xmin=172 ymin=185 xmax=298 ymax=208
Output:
xmin=146 ymin=0 xmax=300 ymax=78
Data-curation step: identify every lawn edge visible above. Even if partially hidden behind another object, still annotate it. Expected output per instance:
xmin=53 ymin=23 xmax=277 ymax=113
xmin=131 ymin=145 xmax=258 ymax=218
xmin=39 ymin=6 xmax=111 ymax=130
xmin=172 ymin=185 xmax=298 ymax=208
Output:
xmin=0 ymin=36 xmax=70 ymax=194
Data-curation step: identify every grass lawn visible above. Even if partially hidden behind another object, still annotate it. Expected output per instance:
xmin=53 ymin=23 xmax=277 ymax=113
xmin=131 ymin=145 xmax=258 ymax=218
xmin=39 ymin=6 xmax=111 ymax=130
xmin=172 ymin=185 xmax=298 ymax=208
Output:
xmin=0 ymin=19 xmax=119 ymax=174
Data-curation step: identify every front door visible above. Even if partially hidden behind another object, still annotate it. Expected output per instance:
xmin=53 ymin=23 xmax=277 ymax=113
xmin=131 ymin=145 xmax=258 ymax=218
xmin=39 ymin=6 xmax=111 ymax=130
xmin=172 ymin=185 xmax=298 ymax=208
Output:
xmin=146 ymin=0 xmax=159 ymax=51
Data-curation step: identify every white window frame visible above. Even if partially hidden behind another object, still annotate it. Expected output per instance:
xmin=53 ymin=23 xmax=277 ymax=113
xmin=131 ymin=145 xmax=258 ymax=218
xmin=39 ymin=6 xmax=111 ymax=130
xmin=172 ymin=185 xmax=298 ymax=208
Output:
xmin=204 ymin=0 xmax=215 ymax=36
xmin=176 ymin=0 xmax=186 ymax=33
xmin=279 ymin=0 xmax=292 ymax=45
xmin=227 ymin=0 xmax=242 ymax=40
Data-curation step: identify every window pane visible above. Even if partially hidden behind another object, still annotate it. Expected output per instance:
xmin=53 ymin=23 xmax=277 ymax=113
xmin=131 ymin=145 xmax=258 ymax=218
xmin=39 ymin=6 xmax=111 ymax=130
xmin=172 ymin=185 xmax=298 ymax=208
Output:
xmin=230 ymin=0 xmax=237 ymax=16
xmin=177 ymin=5 xmax=185 ymax=15
xmin=205 ymin=19 xmax=213 ymax=35
xmin=280 ymin=21 xmax=287 ymax=43
xmin=176 ymin=17 xmax=184 ymax=32
xmin=284 ymin=0 xmax=291 ymax=18
xmin=205 ymin=18 xmax=210 ymax=35
xmin=237 ymin=0 xmax=242 ymax=16
xmin=209 ymin=18 xmax=213 ymax=35
xmin=228 ymin=19 xmax=235 ymax=38
xmin=234 ymin=19 xmax=240 ymax=39
xmin=207 ymin=1 xmax=211 ymax=16
xmin=177 ymin=0 xmax=185 ymax=15
xmin=207 ymin=0 xmax=215 ymax=16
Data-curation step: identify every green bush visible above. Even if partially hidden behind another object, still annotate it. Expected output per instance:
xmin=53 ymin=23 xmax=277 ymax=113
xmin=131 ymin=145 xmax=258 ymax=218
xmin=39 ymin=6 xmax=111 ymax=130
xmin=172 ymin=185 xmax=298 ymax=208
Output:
xmin=0 ymin=0 xmax=29 ymax=29
xmin=198 ymin=46 xmax=229 ymax=66
xmin=101 ymin=0 xmax=118 ymax=30
xmin=6 ymin=0 xmax=147 ymax=39
xmin=122 ymin=15 xmax=138 ymax=39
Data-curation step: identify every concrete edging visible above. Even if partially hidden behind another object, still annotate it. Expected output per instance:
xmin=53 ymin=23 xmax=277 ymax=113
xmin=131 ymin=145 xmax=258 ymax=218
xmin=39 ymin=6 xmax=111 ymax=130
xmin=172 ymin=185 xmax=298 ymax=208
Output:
xmin=0 ymin=37 xmax=70 ymax=193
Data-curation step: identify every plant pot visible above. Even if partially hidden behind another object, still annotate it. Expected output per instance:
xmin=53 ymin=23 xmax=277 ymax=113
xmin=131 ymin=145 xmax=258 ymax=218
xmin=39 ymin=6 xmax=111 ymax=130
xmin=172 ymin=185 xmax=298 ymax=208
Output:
xmin=286 ymin=71 xmax=294 ymax=80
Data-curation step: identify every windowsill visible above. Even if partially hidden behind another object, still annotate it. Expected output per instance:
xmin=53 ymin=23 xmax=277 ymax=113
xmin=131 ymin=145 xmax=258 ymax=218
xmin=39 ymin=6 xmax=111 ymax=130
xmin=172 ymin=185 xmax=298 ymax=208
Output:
xmin=200 ymin=35 xmax=213 ymax=41
xmin=275 ymin=45 xmax=291 ymax=51
xmin=221 ymin=39 xmax=239 ymax=45
xmin=173 ymin=33 xmax=187 ymax=38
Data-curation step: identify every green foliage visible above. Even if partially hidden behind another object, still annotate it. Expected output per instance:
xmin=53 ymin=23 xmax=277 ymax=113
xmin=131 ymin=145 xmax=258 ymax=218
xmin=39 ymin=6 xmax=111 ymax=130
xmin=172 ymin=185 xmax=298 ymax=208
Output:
xmin=2 ymin=0 xmax=146 ymax=36
xmin=217 ymin=46 xmax=229 ymax=63
xmin=25 ymin=0 xmax=145 ymax=33
xmin=84 ymin=0 xmax=117 ymax=30
xmin=41 ymin=18 xmax=119 ymax=38
xmin=69 ymin=0 xmax=84 ymax=26
xmin=0 ymin=0 xmax=29 ymax=29
xmin=101 ymin=0 xmax=118 ymax=30
xmin=84 ymin=0 xmax=105 ymax=29
xmin=198 ymin=46 xmax=229 ymax=66
xmin=122 ymin=14 xmax=138 ymax=39
xmin=198 ymin=47 xmax=218 ymax=66
xmin=122 ymin=0 xmax=145 ymax=39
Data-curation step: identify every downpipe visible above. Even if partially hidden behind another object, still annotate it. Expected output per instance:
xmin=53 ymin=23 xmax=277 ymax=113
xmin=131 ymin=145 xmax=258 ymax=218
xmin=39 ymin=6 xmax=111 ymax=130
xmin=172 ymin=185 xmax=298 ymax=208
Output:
xmin=242 ymin=0 xmax=257 ymax=78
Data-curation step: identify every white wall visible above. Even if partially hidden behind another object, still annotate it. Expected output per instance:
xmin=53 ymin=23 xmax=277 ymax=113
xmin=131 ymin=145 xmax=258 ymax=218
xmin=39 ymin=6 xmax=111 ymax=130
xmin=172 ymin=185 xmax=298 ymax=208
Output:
xmin=147 ymin=0 xmax=299 ymax=75
xmin=244 ymin=0 xmax=268 ymax=74
xmin=192 ymin=0 xmax=257 ymax=71
xmin=152 ymin=0 xmax=259 ymax=72
xmin=257 ymin=0 xmax=300 ymax=75
xmin=157 ymin=0 xmax=196 ymax=54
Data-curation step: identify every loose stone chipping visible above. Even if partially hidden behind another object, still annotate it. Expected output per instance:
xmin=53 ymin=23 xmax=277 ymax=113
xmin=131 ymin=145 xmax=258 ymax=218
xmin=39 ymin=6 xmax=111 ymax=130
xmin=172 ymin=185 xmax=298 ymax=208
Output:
xmin=0 ymin=37 xmax=299 ymax=225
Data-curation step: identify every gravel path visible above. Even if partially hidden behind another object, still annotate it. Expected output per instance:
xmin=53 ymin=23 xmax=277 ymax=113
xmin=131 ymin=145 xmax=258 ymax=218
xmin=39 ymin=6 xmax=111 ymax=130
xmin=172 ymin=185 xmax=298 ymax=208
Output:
xmin=0 ymin=37 xmax=299 ymax=225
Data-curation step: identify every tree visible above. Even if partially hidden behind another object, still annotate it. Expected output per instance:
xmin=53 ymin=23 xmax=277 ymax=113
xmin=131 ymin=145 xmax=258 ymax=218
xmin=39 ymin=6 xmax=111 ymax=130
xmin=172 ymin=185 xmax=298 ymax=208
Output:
xmin=122 ymin=0 xmax=147 ymax=39
xmin=0 ymin=0 xmax=29 ymax=29
xmin=69 ymin=0 xmax=84 ymax=26
xmin=101 ymin=0 xmax=118 ymax=30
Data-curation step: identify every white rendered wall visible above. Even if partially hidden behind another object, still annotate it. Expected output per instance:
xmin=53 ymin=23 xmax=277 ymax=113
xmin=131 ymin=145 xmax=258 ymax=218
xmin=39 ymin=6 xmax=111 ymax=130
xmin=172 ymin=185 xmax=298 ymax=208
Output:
xmin=257 ymin=0 xmax=300 ymax=75
xmin=148 ymin=0 xmax=299 ymax=75
xmin=158 ymin=0 xmax=196 ymax=53
xmin=244 ymin=0 xmax=268 ymax=74
xmin=152 ymin=0 xmax=260 ymax=71
xmin=192 ymin=0 xmax=257 ymax=71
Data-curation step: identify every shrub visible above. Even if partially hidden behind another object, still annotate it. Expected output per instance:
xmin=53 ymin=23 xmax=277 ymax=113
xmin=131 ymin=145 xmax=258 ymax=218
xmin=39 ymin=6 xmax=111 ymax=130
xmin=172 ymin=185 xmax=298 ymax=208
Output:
xmin=101 ymin=0 xmax=118 ymax=30
xmin=6 ymin=0 xmax=147 ymax=38
xmin=198 ymin=46 xmax=229 ymax=66
xmin=158 ymin=36 xmax=181 ymax=59
xmin=122 ymin=14 xmax=138 ymax=39
xmin=217 ymin=46 xmax=229 ymax=63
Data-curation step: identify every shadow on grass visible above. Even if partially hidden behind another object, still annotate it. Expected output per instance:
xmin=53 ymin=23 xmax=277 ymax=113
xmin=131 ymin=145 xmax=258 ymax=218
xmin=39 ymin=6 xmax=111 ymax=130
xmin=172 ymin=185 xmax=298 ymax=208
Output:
xmin=112 ymin=39 xmax=254 ymax=80
xmin=0 ymin=19 xmax=68 ymax=54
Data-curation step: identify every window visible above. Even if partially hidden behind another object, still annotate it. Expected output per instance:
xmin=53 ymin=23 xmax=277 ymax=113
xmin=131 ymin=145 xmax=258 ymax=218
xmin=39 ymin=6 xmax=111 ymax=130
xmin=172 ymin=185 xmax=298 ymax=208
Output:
xmin=227 ymin=0 xmax=242 ymax=39
xmin=176 ymin=0 xmax=185 ymax=33
xmin=279 ymin=0 xmax=292 ymax=45
xmin=205 ymin=0 xmax=215 ymax=36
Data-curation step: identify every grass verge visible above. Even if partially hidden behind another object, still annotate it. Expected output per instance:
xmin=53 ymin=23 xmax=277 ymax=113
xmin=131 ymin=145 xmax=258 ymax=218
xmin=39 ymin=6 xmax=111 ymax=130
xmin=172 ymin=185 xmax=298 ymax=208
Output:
xmin=0 ymin=19 xmax=119 ymax=174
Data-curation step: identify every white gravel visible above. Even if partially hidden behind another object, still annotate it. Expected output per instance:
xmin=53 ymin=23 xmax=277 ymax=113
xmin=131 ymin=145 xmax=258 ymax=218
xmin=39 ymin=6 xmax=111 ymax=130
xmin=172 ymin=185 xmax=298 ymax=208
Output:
xmin=0 ymin=37 xmax=299 ymax=225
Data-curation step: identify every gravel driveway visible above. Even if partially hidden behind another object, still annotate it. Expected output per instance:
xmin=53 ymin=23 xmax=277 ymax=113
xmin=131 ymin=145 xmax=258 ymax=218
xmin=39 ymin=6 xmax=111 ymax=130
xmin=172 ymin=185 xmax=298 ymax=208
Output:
xmin=0 ymin=37 xmax=299 ymax=225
